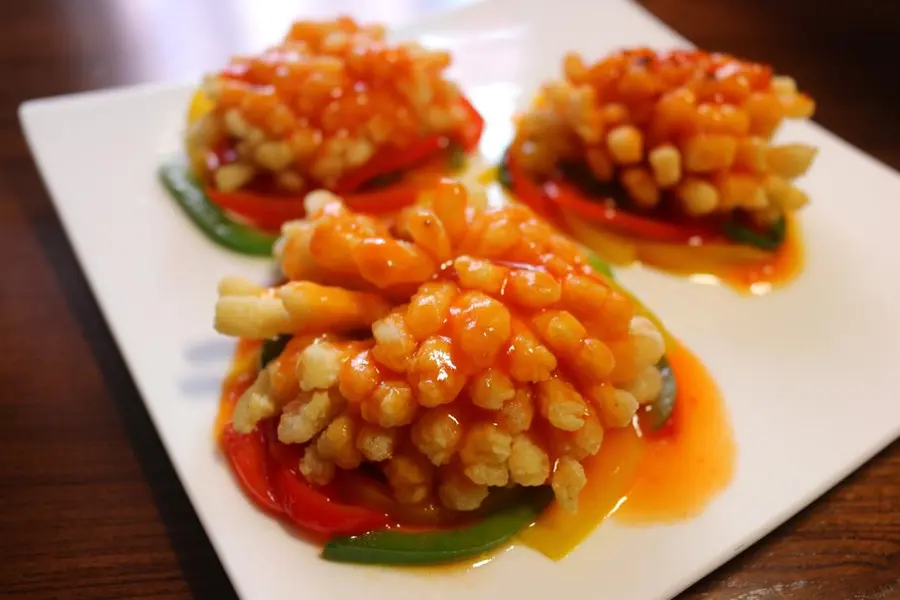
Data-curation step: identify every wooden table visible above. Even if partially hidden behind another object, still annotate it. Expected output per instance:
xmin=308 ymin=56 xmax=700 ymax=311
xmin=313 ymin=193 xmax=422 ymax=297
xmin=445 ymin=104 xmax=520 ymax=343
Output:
xmin=2 ymin=1 xmax=899 ymax=598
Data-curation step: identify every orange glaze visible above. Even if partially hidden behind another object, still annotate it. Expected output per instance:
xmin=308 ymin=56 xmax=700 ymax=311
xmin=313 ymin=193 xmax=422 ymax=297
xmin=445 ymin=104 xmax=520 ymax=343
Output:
xmin=521 ymin=341 xmax=734 ymax=560
xmin=215 ymin=18 xmax=467 ymax=153
xmin=213 ymin=320 xmax=732 ymax=564
xmin=213 ymin=339 xmax=261 ymax=441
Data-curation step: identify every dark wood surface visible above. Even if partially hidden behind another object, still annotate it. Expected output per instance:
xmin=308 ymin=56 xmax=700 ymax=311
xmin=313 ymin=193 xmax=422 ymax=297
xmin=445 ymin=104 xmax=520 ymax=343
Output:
xmin=2 ymin=1 xmax=899 ymax=598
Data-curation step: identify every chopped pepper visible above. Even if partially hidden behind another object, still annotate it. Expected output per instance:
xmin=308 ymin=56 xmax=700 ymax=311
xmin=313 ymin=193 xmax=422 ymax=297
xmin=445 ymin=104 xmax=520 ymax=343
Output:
xmin=220 ymin=423 xmax=283 ymax=514
xmin=502 ymin=152 xmax=715 ymax=243
xmin=446 ymin=143 xmax=468 ymax=172
xmin=159 ymin=161 xmax=277 ymax=256
xmin=586 ymin=253 xmax=615 ymax=280
xmin=333 ymin=97 xmax=482 ymax=193
xmin=221 ymin=418 xmax=393 ymax=536
xmin=265 ymin=422 xmax=393 ymax=536
xmin=723 ymin=215 xmax=786 ymax=251
xmin=587 ymin=253 xmax=677 ymax=430
xmin=640 ymin=355 xmax=678 ymax=431
xmin=273 ymin=463 xmax=394 ymax=537
xmin=259 ymin=335 xmax=292 ymax=369
xmin=334 ymin=136 xmax=446 ymax=194
xmin=322 ymin=487 xmax=553 ymax=565
xmin=457 ymin=96 xmax=485 ymax=152
xmin=205 ymin=188 xmax=305 ymax=231
xmin=204 ymin=142 xmax=470 ymax=229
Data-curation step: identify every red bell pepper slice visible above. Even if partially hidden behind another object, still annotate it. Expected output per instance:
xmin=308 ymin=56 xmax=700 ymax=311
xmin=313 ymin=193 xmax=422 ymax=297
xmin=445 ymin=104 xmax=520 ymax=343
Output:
xmin=206 ymin=181 xmax=422 ymax=230
xmin=221 ymin=417 xmax=392 ymax=535
xmin=342 ymin=182 xmax=423 ymax=214
xmin=333 ymin=136 xmax=446 ymax=194
xmin=220 ymin=423 xmax=283 ymax=515
xmin=544 ymin=179 xmax=715 ymax=243
xmin=504 ymin=153 xmax=557 ymax=220
xmin=505 ymin=153 xmax=716 ymax=244
xmin=333 ymin=95 xmax=484 ymax=194
xmin=273 ymin=466 xmax=393 ymax=536
xmin=457 ymin=96 xmax=485 ymax=152
xmin=206 ymin=188 xmax=305 ymax=231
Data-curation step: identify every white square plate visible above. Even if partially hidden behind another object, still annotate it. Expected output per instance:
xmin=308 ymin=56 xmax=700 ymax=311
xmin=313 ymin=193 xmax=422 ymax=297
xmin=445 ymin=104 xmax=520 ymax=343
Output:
xmin=20 ymin=0 xmax=900 ymax=598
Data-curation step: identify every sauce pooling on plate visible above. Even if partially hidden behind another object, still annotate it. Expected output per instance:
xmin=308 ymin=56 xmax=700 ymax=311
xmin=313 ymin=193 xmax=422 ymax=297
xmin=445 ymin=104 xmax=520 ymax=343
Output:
xmin=562 ymin=208 xmax=804 ymax=295
xmin=521 ymin=341 xmax=734 ymax=559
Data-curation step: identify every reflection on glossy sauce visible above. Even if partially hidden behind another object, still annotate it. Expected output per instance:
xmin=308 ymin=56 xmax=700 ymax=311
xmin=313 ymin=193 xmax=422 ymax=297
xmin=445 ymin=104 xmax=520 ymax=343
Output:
xmin=521 ymin=341 xmax=734 ymax=560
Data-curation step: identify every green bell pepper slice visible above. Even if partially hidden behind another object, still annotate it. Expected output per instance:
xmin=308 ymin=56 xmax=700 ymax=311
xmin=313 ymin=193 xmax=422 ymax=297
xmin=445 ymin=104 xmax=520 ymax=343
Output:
xmin=587 ymin=255 xmax=677 ymax=429
xmin=723 ymin=215 xmax=786 ymax=251
xmin=497 ymin=153 xmax=514 ymax=191
xmin=446 ymin=143 xmax=467 ymax=172
xmin=322 ymin=487 xmax=553 ymax=565
xmin=641 ymin=355 xmax=677 ymax=430
xmin=158 ymin=160 xmax=277 ymax=257
xmin=259 ymin=335 xmax=292 ymax=370
xmin=586 ymin=253 xmax=615 ymax=280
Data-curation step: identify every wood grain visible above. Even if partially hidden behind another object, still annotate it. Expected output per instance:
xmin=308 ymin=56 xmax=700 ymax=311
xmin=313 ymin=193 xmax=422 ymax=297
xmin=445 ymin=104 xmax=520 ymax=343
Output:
xmin=1 ymin=1 xmax=898 ymax=598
